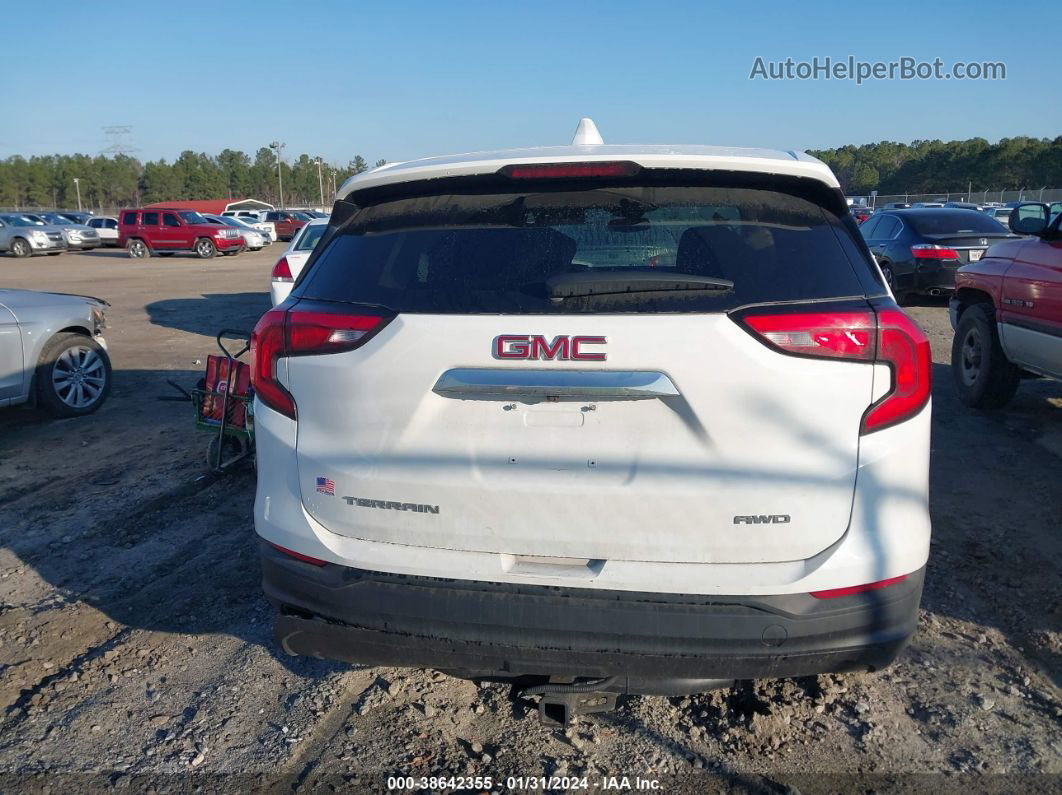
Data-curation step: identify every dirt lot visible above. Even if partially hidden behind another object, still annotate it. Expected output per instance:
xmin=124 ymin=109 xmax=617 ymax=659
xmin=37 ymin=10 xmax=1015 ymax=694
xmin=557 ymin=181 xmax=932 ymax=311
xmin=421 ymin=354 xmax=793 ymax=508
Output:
xmin=0 ymin=246 xmax=1059 ymax=793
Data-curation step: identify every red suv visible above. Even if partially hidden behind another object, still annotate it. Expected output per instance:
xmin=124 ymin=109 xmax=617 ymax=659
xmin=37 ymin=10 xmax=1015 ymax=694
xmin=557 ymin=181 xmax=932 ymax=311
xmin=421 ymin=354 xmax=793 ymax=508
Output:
xmin=263 ymin=210 xmax=310 ymax=241
xmin=118 ymin=208 xmax=245 ymax=259
xmin=950 ymin=202 xmax=1062 ymax=407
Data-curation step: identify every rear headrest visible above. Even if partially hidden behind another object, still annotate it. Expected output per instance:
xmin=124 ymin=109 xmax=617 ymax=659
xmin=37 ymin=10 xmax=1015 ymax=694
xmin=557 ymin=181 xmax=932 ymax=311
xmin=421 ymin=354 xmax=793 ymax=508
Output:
xmin=675 ymin=224 xmax=750 ymax=279
xmin=428 ymin=227 xmax=576 ymax=286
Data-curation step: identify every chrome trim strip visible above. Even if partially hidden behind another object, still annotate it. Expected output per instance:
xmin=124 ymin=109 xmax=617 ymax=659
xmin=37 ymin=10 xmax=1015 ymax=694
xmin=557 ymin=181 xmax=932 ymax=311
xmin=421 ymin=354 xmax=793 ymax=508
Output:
xmin=432 ymin=368 xmax=679 ymax=399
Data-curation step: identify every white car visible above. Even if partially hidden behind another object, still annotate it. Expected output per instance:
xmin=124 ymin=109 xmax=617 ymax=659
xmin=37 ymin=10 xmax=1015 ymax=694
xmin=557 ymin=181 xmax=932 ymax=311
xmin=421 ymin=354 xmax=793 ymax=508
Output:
xmin=222 ymin=210 xmax=277 ymax=242
xmin=203 ymin=214 xmax=267 ymax=251
xmin=251 ymin=119 xmax=931 ymax=720
xmin=86 ymin=216 xmax=119 ymax=246
xmin=269 ymin=218 xmax=327 ymax=305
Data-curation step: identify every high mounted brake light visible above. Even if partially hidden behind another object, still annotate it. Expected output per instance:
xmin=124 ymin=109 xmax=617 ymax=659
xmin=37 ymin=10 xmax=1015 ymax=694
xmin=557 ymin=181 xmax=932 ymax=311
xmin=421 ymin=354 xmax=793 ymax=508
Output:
xmin=251 ymin=307 xmax=392 ymax=420
xmin=498 ymin=161 xmax=641 ymax=179
xmin=738 ymin=304 xmax=931 ymax=434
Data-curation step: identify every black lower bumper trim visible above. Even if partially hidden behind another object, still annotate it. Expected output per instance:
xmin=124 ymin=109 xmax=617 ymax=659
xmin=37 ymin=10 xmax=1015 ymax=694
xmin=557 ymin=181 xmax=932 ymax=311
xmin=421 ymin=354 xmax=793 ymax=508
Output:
xmin=260 ymin=540 xmax=923 ymax=693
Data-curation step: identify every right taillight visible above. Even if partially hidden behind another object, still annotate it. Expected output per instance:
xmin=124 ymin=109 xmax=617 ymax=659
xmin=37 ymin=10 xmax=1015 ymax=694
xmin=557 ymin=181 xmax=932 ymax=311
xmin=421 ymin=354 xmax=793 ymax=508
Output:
xmin=251 ymin=306 xmax=392 ymax=420
xmin=861 ymin=308 xmax=931 ymax=433
xmin=739 ymin=303 xmax=930 ymax=435
xmin=271 ymin=256 xmax=293 ymax=282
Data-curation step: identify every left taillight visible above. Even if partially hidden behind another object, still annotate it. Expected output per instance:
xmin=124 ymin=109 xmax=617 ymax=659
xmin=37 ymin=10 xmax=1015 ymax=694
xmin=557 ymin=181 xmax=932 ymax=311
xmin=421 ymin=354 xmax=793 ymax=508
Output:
xmin=251 ymin=306 xmax=391 ymax=420
xmin=271 ymin=256 xmax=293 ymax=282
xmin=738 ymin=303 xmax=931 ymax=434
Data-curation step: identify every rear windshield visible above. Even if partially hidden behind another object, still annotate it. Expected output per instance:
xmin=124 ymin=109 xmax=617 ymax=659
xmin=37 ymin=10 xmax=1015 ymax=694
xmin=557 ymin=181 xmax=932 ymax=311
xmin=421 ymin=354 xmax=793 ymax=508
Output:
xmin=296 ymin=181 xmax=873 ymax=313
xmin=295 ymin=224 xmax=327 ymax=251
xmin=908 ymin=211 xmax=1008 ymax=235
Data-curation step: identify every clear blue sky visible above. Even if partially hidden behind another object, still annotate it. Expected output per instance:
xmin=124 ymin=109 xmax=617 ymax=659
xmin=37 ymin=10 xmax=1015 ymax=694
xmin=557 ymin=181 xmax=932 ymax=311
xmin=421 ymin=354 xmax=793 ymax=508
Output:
xmin=1 ymin=0 xmax=1058 ymax=165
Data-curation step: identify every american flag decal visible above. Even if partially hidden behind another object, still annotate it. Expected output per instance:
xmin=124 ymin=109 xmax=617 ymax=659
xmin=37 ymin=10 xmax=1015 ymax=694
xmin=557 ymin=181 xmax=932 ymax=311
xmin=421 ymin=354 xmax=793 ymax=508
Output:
xmin=316 ymin=477 xmax=335 ymax=496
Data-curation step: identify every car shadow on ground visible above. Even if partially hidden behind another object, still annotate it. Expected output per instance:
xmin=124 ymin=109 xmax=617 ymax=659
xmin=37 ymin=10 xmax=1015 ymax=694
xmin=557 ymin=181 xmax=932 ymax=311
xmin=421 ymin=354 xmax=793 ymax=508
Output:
xmin=146 ymin=293 xmax=271 ymax=338
xmin=0 ymin=365 xmax=334 ymax=681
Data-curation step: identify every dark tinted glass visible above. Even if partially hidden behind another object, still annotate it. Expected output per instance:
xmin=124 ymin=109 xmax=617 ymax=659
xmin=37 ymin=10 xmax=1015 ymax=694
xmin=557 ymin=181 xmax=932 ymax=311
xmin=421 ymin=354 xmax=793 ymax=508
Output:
xmin=122 ymin=212 xmax=137 ymax=225
xmin=163 ymin=213 xmax=180 ymax=227
xmin=875 ymin=217 xmax=900 ymax=238
xmin=143 ymin=212 xmax=159 ymax=225
xmin=298 ymin=184 xmax=871 ymax=314
xmin=908 ymin=211 xmax=1008 ymax=235
xmin=859 ymin=215 xmax=881 ymax=238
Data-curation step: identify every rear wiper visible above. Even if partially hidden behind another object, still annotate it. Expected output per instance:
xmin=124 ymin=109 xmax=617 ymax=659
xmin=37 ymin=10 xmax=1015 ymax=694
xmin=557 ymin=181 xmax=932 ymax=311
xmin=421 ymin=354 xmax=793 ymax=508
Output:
xmin=547 ymin=271 xmax=734 ymax=299
xmin=326 ymin=299 xmax=399 ymax=314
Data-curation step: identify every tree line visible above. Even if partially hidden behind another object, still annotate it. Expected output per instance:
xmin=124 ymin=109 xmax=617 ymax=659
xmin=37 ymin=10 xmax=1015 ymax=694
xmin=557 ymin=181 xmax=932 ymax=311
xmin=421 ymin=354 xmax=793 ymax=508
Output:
xmin=809 ymin=135 xmax=1062 ymax=196
xmin=3 ymin=135 xmax=1062 ymax=210
xmin=0 ymin=148 xmax=387 ymax=211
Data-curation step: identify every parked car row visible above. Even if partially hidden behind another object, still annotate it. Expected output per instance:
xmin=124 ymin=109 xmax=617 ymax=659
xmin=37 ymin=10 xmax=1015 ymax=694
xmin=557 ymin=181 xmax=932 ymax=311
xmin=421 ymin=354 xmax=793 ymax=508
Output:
xmin=222 ymin=209 xmax=322 ymax=241
xmin=2 ymin=205 xmax=335 ymax=258
xmin=0 ymin=212 xmax=101 ymax=256
xmin=851 ymin=198 xmax=1062 ymax=225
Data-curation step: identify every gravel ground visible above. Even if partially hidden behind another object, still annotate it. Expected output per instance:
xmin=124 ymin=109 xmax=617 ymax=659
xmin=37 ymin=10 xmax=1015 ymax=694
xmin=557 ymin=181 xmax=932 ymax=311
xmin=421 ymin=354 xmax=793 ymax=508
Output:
xmin=0 ymin=247 xmax=1059 ymax=793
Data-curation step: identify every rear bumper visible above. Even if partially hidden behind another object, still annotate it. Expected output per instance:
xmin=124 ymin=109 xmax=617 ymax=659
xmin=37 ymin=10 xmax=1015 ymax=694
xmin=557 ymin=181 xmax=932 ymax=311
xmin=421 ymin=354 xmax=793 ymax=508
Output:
xmin=261 ymin=541 xmax=924 ymax=691
xmin=913 ymin=264 xmax=958 ymax=293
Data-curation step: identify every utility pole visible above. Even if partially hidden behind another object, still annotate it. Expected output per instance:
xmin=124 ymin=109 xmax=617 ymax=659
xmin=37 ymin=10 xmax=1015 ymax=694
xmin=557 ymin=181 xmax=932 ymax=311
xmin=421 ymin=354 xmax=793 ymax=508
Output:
xmin=269 ymin=141 xmax=286 ymax=208
xmin=73 ymin=178 xmax=82 ymax=211
xmin=315 ymin=157 xmax=325 ymax=209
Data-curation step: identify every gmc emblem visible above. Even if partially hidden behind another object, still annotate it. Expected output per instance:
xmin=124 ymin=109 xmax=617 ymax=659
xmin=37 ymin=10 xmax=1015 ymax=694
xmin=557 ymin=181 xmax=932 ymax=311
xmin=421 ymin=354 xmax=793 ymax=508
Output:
xmin=493 ymin=334 xmax=607 ymax=361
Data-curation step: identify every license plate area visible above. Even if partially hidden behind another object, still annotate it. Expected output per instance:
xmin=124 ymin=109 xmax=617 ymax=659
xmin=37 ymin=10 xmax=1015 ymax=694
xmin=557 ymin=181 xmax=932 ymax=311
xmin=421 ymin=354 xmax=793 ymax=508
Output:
xmin=968 ymin=249 xmax=984 ymax=262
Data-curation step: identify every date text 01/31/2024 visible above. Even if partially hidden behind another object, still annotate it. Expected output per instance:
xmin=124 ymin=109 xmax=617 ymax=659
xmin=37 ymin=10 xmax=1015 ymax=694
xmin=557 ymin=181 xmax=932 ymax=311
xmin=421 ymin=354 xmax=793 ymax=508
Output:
xmin=386 ymin=775 xmax=664 ymax=790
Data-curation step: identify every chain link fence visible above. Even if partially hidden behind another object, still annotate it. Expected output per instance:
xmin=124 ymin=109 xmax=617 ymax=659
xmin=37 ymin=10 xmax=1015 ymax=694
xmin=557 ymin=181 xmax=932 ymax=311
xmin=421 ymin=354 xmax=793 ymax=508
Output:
xmin=854 ymin=188 xmax=1062 ymax=207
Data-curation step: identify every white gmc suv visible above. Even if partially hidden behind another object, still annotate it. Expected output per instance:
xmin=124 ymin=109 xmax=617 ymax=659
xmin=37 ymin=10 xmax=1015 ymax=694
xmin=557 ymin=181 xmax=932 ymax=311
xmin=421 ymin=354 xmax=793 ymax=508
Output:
xmin=251 ymin=120 xmax=931 ymax=720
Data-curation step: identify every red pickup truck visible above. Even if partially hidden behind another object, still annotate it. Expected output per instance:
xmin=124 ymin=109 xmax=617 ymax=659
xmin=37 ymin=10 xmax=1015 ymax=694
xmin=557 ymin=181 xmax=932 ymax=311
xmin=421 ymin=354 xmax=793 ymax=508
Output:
xmin=950 ymin=202 xmax=1062 ymax=407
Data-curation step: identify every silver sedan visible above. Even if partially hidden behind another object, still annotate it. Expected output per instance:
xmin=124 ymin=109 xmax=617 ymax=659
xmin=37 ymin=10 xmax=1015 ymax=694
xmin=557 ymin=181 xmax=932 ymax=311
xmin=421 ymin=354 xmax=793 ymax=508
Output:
xmin=0 ymin=289 xmax=111 ymax=416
